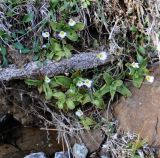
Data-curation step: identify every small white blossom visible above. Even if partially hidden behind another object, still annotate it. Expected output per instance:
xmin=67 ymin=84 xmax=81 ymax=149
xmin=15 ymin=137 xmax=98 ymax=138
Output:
xmin=102 ymin=144 xmax=108 ymax=148
xmin=97 ymin=51 xmax=107 ymax=61
xmin=75 ymin=109 xmax=84 ymax=117
xmin=76 ymin=80 xmax=84 ymax=87
xmin=42 ymin=32 xmax=50 ymax=38
xmin=68 ymin=89 xmax=74 ymax=93
xmin=58 ymin=31 xmax=67 ymax=39
xmin=157 ymin=44 xmax=160 ymax=52
xmin=45 ymin=76 xmax=51 ymax=83
xmin=68 ymin=19 xmax=76 ymax=26
xmin=146 ymin=75 xmax=154 ymax=83
xmin=131 ymin=62 xmax=139 ymax=68
xmin=83 ymin=79 xmax=92 ymax=88
xmin=42 ymin=44 xmax=47 ymax=48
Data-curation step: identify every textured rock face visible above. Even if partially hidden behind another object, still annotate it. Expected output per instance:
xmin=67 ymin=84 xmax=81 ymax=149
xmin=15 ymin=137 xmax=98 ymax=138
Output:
xmin=80 ymin=129 xmax=105 ymax=152
xmin=69 ymin=129 xmax=105 ymax=153
xmin=0 ymin=128 xmax=62 ymax=158
xmin=114 ymin=78 xmax=160 ymax=146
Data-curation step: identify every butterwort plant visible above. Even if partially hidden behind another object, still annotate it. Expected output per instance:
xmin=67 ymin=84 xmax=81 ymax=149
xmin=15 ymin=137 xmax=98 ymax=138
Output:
xmin=43 ymin=19 xmax=85 ymax=61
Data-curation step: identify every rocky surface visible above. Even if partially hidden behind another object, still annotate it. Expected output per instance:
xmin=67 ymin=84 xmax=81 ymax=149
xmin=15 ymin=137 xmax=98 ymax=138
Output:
xmin=0 ymin=127 xmax=62 ymax=158
xmin=114 ymin=65 xmax=160 ymax=146
xmin=79 ymin=129 xmax=104 ymax=153
xmin=73 ymin=143 xmax=88 ymax=158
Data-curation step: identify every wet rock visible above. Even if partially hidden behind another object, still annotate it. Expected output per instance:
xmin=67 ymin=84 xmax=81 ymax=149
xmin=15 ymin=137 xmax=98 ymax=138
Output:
xmin=113 ymin=66 xmax=160 ymax=146
xmin=73 ymin=143 xmax=88 ymax=158
xmin=55 ymin=151 xmax=71 ymax=158
xmin=24 ymin=152 xmax=46 ymax=158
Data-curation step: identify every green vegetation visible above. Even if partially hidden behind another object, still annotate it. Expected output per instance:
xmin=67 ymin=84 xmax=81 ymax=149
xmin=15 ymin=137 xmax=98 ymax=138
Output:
xmin=0 ymin=0 xmax=159 ymax=156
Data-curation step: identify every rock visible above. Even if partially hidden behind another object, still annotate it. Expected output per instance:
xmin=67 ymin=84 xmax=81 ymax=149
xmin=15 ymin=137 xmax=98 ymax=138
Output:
xmin=69 ymin=128 xmax=104 ymax=153
xmin=113 ymin=65 xmax=160 ymax=146
xmin=100 ymin=156 xmax=109 ymax=158
xmin=73 ymin=143 xmax=88 ymax=158
xmin=0 ymin=114 xmax=22 ymax=149
xmin=80 ymin=129 xmax=105 ymax=152
xmin=0 ymin=127 xmax=63 ymax=158
xmin=55 ymin=151 xmax=71 ymax=158
xmin=24 ymin=152 xmax=46 ymax=158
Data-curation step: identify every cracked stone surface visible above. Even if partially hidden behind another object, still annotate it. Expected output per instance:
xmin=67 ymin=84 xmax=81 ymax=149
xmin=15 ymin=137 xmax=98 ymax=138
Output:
xmin=113 ymin=64 xmax=160 ymax=146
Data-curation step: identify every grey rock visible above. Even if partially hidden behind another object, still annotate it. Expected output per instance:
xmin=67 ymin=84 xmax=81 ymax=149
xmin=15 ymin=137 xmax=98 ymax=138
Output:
xmin=24 ymin=152 xmax=46 ymax=158
xmin=55 ymin=151 xmax=70 ymax=158
xmin=101 ymin=156 xmax=109 ymax=158
xmin=73 ymin=143 xmax=88 ymax=158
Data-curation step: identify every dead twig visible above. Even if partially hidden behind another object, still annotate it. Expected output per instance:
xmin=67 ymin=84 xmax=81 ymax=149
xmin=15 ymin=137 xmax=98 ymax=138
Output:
xmin=0 ymin=52 xmax=111 ymax=81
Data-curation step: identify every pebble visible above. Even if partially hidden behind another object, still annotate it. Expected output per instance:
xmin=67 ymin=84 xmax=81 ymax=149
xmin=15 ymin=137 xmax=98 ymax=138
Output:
xmin=73 ymin=143 xmax=88 ymax=158
xmin=24 ymin=152 xmax=46 ymax=158
xmin=55 ymin=151 xmax=71 ymax=158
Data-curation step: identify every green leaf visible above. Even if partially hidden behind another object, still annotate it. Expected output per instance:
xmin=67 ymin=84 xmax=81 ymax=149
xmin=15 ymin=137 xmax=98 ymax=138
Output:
xmin=80 ymin=117 xmax=96 ymax=130
xmin=73 ymin=23 xmax=85 ymax=31
xmin=57 ymin=102 xmax=64 ymax=109
xmin=92 ymin=98 xmax=103 ymax=108
xmin=138 ymin=46 xmax=145 ymax=54
xmin=43 ymin=83 xmax=53 ymax=100
xmin=133 ymin=76 xmax=144 ymax=88
xmin=66 ymin=99 xmax=75 ymax=110
xmin=97 ymin=84 xmax=110 ymax=96
xmin=54 ymin=76 xmax=72 ymax=88
xmin=50 ymin=78 xmax=59 ymax=88
xmin=0 ymin=47 xmax=8 ymax=67
xmin=72 ymin=92 xmax=83 ymax=102
xmin=23 ymin=13 xmax=34 ymax=23
xmin=130 ymin=25 xmax=137 ymax=32
xmin=0 ymin=30 xmax=6 ymax=37
xmin=53 ymin=42 xmax=62 ymax=51
xmin=113 ymin=80 xmax=123 ymax=87
xmin=52 ymin=91 xmax=66 ymax=100
xmin=63 ymin=46 xmax=72 ymax=58
xmin=137 ymin=53 xmax=143 ymax=64
xmin=82 ymin=94 xmax=91 ymax=105
xmin=1 ymin=47 xmax=7 ymax=56
xmin=21 ymin=48 xmax=30 ymax=54
xmin=103 ymin=73 xmax=113 ymax=85
xmin=67 ymin=30 xmax=78 ymax=41
xmin=110 ymin=89 xmax=116 ymax=100
xmin=13 ymin=42 xmax=24 ymax=50
xmin=25 ymin=79 xmax=43 ymax=87
xmin=117 ymin=85 xmax=132 ymax=97
xmin=50 ymin=22 xmax=62 ymax=31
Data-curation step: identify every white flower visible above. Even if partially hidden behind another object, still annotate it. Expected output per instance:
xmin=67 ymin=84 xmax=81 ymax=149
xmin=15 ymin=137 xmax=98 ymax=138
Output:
xmin=76 ymin=80 xmax=84 ymax=87
xmin=131 ymin=62 xmax=139 ymax=68
xmin=68 ymin=89 xmax=74 ymax=93
xmin=42 ymin=44 xmax=47 ymax=48
xmin=83 ymin=79 xmax=92 ymax=88
xmin=146 ymin=75 xmax=154 ymax=83
xmin=102 ymin=144 xmax=108 ymax=148
xmin=44 ymin=76 xmax=51 ymax=83
xmin=68 ymin=19 xmax=76 ymax=26
xmin=75 ymin=109 xmax=84 ymax=117
xmin=157 ymin=44 xmax=160 ymax=52
xmin=97 ymin=51 xmax=107 ymax=61
xmin=42 ymin=32 xmax=50 ymax=38
xmin=58 ymin=31 xmax=67 ymax=39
